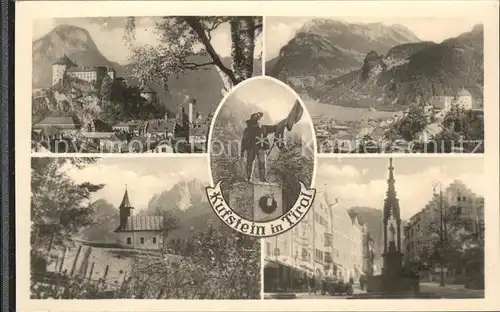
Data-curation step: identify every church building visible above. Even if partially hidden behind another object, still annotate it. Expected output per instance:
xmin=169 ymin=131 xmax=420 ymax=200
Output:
xmin=114 ymin=187 xmax=164 ymax=250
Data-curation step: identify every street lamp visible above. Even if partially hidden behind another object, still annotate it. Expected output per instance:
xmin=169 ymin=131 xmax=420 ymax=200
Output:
xmin=432 ymin=180 xmax=446 ymax=287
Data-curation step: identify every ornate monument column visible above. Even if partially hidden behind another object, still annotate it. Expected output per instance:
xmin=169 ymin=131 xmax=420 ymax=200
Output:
xmin=381 ymin=157 xmax=404 ymax=290
xmin=383 ymin=157 xmax=402 ymax=254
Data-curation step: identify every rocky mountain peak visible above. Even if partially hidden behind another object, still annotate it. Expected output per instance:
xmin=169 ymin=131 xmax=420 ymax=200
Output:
xmin=52 ymin=24 xmax=92 ymax=42
xmin=361 ymin=51 xmax=386 ymax=80
xmin=471 ymin=24 xmax=484 ymax=33
xmin=148 ymin=178 xmax=207 ymax=213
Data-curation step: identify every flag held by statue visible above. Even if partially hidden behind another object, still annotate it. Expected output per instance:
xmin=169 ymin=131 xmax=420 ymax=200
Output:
xmin=275 ymin=100 xmax=304 ymax=149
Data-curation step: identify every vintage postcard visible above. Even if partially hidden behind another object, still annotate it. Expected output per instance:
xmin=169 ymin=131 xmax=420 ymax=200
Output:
xmin=15 ymin=1 xmax=499 ymax=312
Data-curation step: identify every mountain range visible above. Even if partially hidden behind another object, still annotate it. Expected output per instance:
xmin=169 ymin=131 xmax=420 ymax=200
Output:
xmin=81 ymin=179 xmax=216 ymax=243
xmin=267 ymin=20 xmax=484 ymax=111
xmin=32 ymin=24 xmax=262 ymax=116
xmin=266 ymin=19 xmax=421 ymax=89
xmin=348 ymin=206 xmax=408 ymax=265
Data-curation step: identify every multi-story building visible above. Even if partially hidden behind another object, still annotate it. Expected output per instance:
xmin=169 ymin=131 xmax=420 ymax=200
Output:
xmin=52 ymin=54 xmax=117 ymax=86
xmin=404 ymin=180 xmax=484 ymax=268
xmin=430 ymin=88 xmax=479 ymax=112
xmin=362 ymin=232 xmax=375 ymax=276
xmin=263 ymin=191 xmax=368 ymax=292
xmin=329 ymin=200 xmax=366 ymax=282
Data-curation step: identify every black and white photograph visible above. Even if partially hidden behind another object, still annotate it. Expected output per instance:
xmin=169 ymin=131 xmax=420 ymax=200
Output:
xmin=265 ymin=17 xmax=484 ymax=153
xmin=208 ymin=77 xmax=315 ymax=224
xmin=264 ymin=157 xmax=484 ymax=299
xmin=30 ymin=157 xmax=261 ymax=299
xmin=31 ymin=16 xmax=263 ymax=154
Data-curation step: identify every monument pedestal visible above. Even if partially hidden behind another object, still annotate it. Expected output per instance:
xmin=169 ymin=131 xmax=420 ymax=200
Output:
xmin=381 ymin=251 xmax=404 ymax=293
xmin=360 ymin=250 xmax=422 ymax=298
xmin=229 ymin=181 xmax=283 ymax=222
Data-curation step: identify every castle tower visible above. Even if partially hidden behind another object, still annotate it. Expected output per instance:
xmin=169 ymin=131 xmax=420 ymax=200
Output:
xmin=118 ymin=185 xmax=134 ymax=229
xmin=52 ymin=54 xmax=77 ymax=86
xmin=107 ymin=67 xmax=116 ymax=80
xmin=188 ymin=99 xmax=197 ymax=125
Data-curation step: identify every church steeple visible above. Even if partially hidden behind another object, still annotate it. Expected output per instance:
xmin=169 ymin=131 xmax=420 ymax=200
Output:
xmin=383 ymin=157 xmax=402 ymax=253
xmin=119 ymin=184 xmax=133 ymax=209
xmin=118 ymin=185 xmax=134 ymax=229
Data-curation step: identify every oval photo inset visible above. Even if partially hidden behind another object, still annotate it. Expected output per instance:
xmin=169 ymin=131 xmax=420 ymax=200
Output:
xmin=207 ymin=76 xmax=317 ymax=237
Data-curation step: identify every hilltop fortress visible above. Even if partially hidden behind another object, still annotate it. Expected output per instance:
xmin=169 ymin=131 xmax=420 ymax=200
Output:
xmin=52 ymin=54 xmax=117 ymax=86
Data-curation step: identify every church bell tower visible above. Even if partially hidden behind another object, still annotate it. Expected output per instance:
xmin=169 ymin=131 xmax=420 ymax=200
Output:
xmin=118 ymin=185 xmax=134 ymax=229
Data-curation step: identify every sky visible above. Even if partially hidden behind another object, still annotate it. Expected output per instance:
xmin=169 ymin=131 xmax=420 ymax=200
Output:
xmin=315 ymin=157 xmax=485 ymax=220
xmin=265 ymin=17 xmax=484 ymax=59
xmin=63 ymin=157 xmax=210 ymax=211
xmin=33 ymin=17 xmax=263 ymax=65
xmin=231 ymin=78 xmax=311 ymax=123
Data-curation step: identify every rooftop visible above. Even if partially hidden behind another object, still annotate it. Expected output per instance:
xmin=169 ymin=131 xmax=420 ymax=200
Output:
xmin=457 ymin=89 xmax=472 ymax=97
xmin=33 ymin=116 xmax=82 ymax=129
xmin=146 ymin=119 xmax=173 ymax=133
xmin=80 ymin=132 xmax=116 ymax=139
xmin=115 ymin=215 xmax=164 ymax=232
xmin=52 ymin=54 xmax=77 ymax=67
xmin=140 ymin=85 xmax=156 ymax=93
xmin=119 ymin=189 xmax=133 ymax=209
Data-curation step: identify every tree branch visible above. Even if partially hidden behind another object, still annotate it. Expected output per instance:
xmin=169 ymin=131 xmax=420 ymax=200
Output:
xmin=182 ymin=17 xmax=237 ymax=85
xmin=183 ymin=61 xmax=215 ymax=69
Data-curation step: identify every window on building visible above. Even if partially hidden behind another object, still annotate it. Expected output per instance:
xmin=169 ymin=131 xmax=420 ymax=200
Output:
xmin=126 ymin=237 xmax=132 ymax=245
xmin=315 ymin=249 xmax=324 ymax=262
xmin=266 ymin=242 xmax=271 ymax=256
xmin=301 ymin=248 xmax=308 ymax=261
xmin=324 ymin=252 xmax=333 ymax=263
xmin=140 ymin=237 xmax=145 ymax=244
xmin=152 ymin=237 xmax=157 ymax=244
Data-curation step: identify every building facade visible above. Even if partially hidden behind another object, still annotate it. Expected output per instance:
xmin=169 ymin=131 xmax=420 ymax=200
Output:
xmin=114 ymin=187 xmax=164 ymax=250
xmin=263 ymin=191 xmax=368 ymax=292
xmin=404 ymin=180 xmax=485 ymax=269
xmin=431 ymin=88 xmax=475 ymax=112
xmin=52 ymin=54 xmax=117 ymax=86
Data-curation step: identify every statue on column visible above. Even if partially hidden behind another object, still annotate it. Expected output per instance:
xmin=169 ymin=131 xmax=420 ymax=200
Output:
xmin=388 ymin=223 xmax=397 ymax=252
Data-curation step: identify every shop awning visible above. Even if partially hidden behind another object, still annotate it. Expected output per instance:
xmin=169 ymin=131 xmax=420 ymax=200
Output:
xmin=265 ymin=260 xmax=279 ymax=269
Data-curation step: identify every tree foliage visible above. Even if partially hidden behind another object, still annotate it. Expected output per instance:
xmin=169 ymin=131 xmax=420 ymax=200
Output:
xmin=393 ymin=103 xmax=428 ymax=141
xmin=31 ymin=158 xmax=104 ymax=251
xmin=416 ymin=197 xmax=484 ymax=276
xmin=118 ymin=224 xmax=260 ymax=299
xmin=124 ymin=16 xmax=262 ymax=94
xmin=268 ymin=136 xmax=314 ymax=212
xmin=441 ymin=106 xmax=484 ymax=140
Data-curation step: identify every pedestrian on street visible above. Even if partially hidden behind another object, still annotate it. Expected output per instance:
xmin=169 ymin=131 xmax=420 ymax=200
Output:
xmin=359 ymin=275 xmax=366 ymax=291
xmin=308 ymin=274 xmax=316 ymax=295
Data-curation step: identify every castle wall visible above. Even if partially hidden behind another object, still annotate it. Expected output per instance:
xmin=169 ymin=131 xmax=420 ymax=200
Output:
xmin=52 ymin=64 xmax=66 ymax=85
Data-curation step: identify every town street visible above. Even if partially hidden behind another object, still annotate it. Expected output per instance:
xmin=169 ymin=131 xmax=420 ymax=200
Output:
xmin=419 ymin=282 xmax=484 ymax=299
xmin=268 ymin=283 xmax=483 ymax=299
xmin=294 ymin=285 xmax=366 ymax=299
